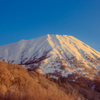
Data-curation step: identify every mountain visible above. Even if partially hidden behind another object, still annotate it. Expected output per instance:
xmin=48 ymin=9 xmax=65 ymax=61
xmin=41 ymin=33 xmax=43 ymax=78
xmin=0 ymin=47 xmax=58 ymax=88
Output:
xmin=0 ymin=34 xmax=100 ymax=89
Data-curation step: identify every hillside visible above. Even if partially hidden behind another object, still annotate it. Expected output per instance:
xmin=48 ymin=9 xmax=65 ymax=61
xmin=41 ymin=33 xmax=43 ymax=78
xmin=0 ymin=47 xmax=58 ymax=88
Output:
xmin=0 ymin=34 xmax=100 ymax=91
xmin=0 ymin=61 xmax=100 ymax=100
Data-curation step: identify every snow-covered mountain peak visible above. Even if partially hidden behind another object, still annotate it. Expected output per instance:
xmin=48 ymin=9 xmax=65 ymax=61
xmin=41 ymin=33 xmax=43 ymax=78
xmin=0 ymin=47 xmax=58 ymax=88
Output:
xmin=0 ymin=34 xmax=100 ymax=62
xmin=44 ymin=34 xmax=100 ymax=59
xmin=0 ymin=34 xmax=100 ymax=82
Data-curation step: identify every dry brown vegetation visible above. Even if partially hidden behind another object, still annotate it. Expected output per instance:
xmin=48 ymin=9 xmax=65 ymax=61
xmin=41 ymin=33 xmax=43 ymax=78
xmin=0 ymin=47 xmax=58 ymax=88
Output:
xmin=0 ymin=61 xmax=100 ymax=100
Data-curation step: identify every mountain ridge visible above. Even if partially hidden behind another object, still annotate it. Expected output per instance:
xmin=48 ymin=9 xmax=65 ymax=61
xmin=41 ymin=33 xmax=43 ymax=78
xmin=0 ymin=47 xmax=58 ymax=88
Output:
xmin=0 ymin=34 xmax=100 ymax=84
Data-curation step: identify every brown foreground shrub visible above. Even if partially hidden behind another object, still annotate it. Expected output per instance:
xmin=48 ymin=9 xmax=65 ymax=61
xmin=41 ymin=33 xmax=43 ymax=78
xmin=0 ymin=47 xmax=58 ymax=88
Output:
xmin=0 ymin=61 xmax=76 ymax=100
xmin=0 ymin=61 xmax=100 ymax=100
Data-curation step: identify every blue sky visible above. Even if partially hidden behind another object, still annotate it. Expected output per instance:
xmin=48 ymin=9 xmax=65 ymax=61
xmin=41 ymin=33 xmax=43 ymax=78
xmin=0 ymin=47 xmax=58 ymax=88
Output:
xmin=0 ymin=0 xmax=100 ymax=52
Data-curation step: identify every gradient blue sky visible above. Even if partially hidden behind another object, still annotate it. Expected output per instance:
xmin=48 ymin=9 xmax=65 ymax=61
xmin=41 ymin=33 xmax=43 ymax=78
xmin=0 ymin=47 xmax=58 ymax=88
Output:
xmin=0 ymin=0 xmax=100 ymax=52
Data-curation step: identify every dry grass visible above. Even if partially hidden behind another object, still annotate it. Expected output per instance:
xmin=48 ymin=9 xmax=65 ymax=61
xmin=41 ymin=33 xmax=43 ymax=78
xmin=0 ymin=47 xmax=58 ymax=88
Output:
xmin=0 ymin=61 xmax=100 ymax=100
xmin=0 ymin=61 xmax=76 ymax=100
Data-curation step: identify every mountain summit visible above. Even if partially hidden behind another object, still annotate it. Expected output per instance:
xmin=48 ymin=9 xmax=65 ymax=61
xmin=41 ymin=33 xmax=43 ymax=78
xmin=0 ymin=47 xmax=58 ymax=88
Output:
xmin=0 ymin=34 xmax=100 ymax=84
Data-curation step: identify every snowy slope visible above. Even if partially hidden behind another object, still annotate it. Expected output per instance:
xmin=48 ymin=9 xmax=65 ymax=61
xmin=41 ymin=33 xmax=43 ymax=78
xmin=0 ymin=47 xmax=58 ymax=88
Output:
xmin=0 ymin=34 xmax=100 ymax=81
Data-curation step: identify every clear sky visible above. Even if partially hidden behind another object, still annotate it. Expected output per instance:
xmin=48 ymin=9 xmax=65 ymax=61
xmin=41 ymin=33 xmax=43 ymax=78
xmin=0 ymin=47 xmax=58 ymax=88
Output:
xmin=0 ymin=0 xmax=100 ymax=52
